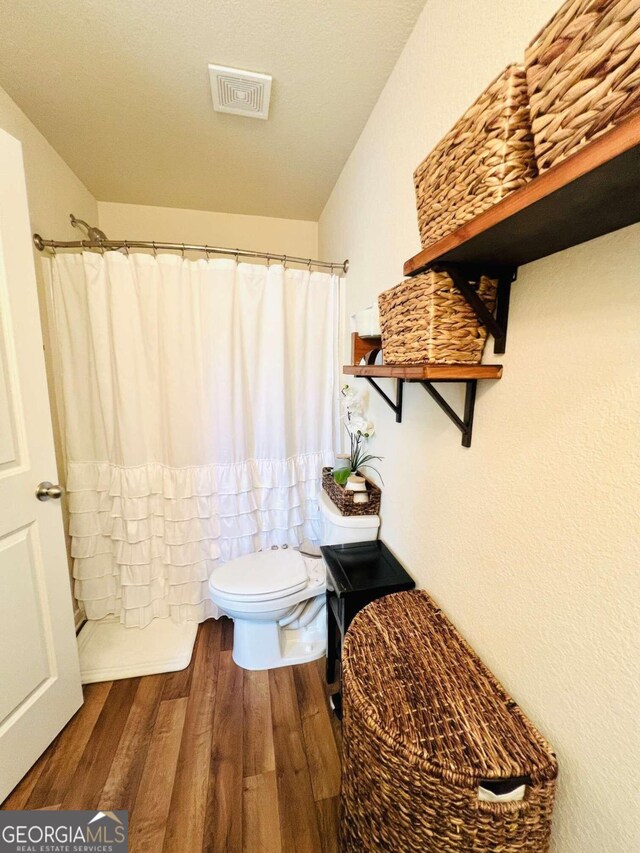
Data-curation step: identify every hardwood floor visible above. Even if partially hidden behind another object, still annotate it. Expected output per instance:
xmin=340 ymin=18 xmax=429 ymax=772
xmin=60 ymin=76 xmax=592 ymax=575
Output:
xmin=1 ymin=618 xmax=342 ymax=853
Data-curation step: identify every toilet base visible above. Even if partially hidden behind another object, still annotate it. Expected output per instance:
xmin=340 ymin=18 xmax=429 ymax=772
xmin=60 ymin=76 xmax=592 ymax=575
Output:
xmin=231 ymin=605 xmax=326 ymax=671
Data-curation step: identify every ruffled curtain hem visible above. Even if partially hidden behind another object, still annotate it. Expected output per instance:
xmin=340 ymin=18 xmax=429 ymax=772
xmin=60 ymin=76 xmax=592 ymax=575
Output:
xmin=83 ymin=597 xmax=220 ymax=628
xmin=69 ymin=453 xmax=332 ymax=628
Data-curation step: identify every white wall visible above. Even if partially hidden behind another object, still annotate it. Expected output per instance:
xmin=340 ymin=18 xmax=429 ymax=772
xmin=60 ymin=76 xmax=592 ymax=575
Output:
xmin=319 ymin=2 xmax=640 ymax=851
xmin=0 ymin=87 xmax=97 ymax=245
xmin=98 ymin=202 xmax=318 ymax=261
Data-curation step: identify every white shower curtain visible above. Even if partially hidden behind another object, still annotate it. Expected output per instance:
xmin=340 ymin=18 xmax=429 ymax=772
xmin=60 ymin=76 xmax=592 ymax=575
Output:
xmin=46 ymin=252 xmax=340 ymax=627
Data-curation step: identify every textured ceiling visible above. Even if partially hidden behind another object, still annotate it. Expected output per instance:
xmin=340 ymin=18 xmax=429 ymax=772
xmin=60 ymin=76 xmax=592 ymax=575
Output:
xmin=0 ymin=0 xmax=427 ymax=219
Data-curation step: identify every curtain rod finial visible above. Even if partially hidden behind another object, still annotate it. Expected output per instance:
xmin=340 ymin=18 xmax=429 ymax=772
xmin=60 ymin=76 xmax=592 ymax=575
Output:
xmin=33 ymin=233 xmax=45 ymax=251
xmin=343 ymin=259 xmax=349 ymax=274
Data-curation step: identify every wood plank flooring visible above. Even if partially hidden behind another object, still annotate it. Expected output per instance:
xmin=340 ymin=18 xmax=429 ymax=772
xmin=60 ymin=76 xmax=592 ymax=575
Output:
xmin=1 ymin=618 xmax=341 ymax=853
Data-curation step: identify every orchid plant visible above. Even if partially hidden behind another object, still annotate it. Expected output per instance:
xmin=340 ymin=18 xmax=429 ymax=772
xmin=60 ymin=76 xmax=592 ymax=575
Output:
xmin=333 ymin=385 xmax=383 ymax=486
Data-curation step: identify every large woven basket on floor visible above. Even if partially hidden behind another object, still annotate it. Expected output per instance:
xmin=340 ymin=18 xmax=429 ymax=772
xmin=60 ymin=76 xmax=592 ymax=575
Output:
xmin=378 ymin=270 xmax=497 ymax=364
xmin=414 ymin=64 xmax=537 ymax=249
xmin=525 ymin=0 xmax=640 ymax=172
xmin=321 ymin=467 xmax=381 ymax=517
xmin=341 ymin=591 xmax=558 ymax=853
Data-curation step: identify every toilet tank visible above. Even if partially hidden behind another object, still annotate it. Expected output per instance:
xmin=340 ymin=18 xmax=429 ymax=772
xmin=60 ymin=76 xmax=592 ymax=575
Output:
xmin=319 ymin=489 xmax=380 ymax=545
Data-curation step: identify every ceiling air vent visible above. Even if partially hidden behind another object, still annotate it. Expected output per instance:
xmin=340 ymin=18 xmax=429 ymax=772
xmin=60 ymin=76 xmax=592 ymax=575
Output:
xmin=208 ymin=64 xmax=272 ymax=120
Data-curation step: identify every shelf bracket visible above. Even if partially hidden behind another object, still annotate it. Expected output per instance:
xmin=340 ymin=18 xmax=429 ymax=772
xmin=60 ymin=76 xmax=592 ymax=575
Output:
xmin=365 ymin=377 xmax=404 ymax=423
xmin=418 ymin=379 xmax=477 ymax=447
xmin=434 ymin=263 xmax=516 ymax=355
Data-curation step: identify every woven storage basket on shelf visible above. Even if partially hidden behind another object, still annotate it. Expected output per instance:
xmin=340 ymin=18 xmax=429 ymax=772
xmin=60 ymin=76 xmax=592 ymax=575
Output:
xmin=525 ymin=0 xmax=640 ymax=171
xmin=378 ymin=270 xmax=497 ymax=364
xmin=321 ymin=467 xmax=381 ymax=517
xmin=414 ymin=64 xmax=537 ymax=249
xmin=341 ymin=591 xmax=558 ymax=853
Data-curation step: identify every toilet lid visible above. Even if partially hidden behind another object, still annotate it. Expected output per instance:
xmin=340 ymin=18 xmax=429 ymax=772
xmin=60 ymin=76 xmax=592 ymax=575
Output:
xmin=209 ymin=548 xmax=308 ymax=598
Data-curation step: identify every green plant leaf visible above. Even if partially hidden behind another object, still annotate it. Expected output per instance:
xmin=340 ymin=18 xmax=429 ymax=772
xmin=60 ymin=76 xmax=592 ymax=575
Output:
xmin=332 ymin=467 xmax=351 ymax=486
xmin=358 ymin=453 xmax=383 ymax=465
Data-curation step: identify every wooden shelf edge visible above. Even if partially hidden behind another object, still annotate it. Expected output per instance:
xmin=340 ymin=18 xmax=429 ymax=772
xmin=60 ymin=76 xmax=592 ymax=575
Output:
xmin=351 ymin=331 xmax=382 ymax=365
xmin=403 ymin=112 xmax=640 ymax=276
xmin=343 ymin=363 xmax=503 ymax=380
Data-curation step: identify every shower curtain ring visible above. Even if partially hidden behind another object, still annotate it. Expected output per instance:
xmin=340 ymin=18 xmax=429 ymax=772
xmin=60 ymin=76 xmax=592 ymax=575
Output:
xmin=205 ymin=245 xmax=210 ymax=261
xmin=235 ymin=248 xmax=240 ymax=264
xmin=152 ymin=241 xmax=157 ymax=257
xmin=123 ymin=240 xmax=129 ymax=255
xmin=307 ymin=258 xmax=312 ymax=271
xmin=283 ymin=255 xmax=287 ymax=269
xmin=181 ymin=243 xmax=186 ymax=259
xmin=266 ymin=253 xmax=271 ymax=267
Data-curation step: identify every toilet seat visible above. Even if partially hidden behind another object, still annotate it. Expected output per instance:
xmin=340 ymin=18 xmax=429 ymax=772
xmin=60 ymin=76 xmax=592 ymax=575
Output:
xmin=209 ymin=548 xmax=309 ymax=603
xmin=207 ymin=495 xmax=379 ymax=671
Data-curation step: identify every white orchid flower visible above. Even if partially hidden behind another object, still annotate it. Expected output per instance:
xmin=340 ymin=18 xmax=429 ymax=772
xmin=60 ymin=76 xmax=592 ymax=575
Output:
xmin=347 ymin=415 xmax=375 ymax=437
xmin=341 ymin=386 xmax=365 ymax=420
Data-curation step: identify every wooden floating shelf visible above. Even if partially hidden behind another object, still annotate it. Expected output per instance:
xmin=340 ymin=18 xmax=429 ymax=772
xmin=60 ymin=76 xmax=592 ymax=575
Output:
xmin=404 ymin=113 xmax=640 ymax=275
xmin=343 ymin=363 xmax=503 ymax=381
xmin=344 ymin=337 xmax=503 ymax=446
xmin=355 ymin=114 xmax=640 ymax=445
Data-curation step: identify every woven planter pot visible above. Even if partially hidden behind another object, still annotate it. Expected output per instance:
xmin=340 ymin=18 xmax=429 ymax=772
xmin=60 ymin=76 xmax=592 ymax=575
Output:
xmin=525 ymin=0 xmax=640 ymax=172
xmin=321 ymin=467 xmax=380 ymax=517
xmin=341 ymin=591 xmax=558 ymax=853
xmin=378 ymin=270 xmax=497 ymax=365
xmin=414 ymin=64 xmax=537 ymax=249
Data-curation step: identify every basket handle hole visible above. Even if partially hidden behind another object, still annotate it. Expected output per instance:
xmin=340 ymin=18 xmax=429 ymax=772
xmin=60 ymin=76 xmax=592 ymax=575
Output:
xmin=478 ymin=775 xmax=531 ymax=803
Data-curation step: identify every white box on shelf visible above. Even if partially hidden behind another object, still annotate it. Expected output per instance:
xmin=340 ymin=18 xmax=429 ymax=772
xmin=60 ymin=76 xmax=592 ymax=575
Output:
xmin=350 ymin=304 xmax=381 ymax=337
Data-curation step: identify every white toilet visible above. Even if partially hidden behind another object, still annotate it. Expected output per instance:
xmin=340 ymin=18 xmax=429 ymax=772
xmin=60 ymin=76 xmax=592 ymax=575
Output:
xmin=208 ymin=490 xmax=380 ymax=670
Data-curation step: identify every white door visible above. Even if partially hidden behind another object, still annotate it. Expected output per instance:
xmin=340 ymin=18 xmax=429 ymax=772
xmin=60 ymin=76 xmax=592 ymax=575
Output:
xmin=0 ymin=129 xmax=82 ymax=803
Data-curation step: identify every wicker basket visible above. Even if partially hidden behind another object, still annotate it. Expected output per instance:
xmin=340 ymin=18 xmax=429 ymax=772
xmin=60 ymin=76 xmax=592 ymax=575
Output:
xmin=321 ymin=467 xmax=381 ymax=517
xmin=414 ymin=64 xmax=537 ymax=249
xmin=525 ymin=0 xmax=640 ymax=172
xmin=378 ymin=270 xmax=497 ymax=365
xmin=341 ymin=591 xmax=558 ymax=853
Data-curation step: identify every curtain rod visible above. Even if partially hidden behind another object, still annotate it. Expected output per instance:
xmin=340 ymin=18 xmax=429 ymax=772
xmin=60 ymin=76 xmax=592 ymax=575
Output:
xmin=33 ymin=233 xmax=349 ymax=275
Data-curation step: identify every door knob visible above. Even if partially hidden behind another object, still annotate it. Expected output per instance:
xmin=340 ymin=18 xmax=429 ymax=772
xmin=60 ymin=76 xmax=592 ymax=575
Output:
xmin=36 ymin=481 xmax=64 ymax=501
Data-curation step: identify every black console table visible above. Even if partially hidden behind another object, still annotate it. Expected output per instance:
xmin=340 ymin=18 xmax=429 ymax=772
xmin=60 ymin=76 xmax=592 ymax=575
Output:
xmin=321 ymin=539 xmax=415 ymax=718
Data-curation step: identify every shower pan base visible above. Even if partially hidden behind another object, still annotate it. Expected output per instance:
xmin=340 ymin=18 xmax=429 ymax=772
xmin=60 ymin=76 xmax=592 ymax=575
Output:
xmin=77 ymin=616 xmax=198 ymax=684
